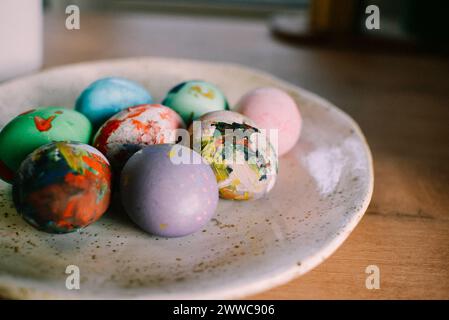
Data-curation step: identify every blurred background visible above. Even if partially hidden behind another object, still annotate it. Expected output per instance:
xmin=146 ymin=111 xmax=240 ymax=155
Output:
xmin=44 ymin=0 xmax=449 ymax=45
xmin=2 ymin=0 xmax=448 ymax=81
xmin=0 ymin=0 xmax=448 ymax=299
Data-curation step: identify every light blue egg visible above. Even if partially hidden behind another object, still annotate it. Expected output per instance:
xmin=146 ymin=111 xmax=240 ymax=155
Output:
xmin=75 ymin=77 xmax=153 ymax=128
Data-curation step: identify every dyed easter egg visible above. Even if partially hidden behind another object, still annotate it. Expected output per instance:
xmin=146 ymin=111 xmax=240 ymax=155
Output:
xmin=162 ymin=80 xmax=229 ymax=124
xmin=120 ymin=144 xmax=218 ymax=237
xmin=198 ymin=109 xmax=257 ymax=127
xmin=75 ymin=77 xmax=153 ymax=128
xmin=0 ymin=107 xmax=92 ymax=184
xmin=13 ymin=142 xmax=111 ymax=234
xmin=190 ymin=110 xmax=278 ymax=200
xmin=236 ymin=87 xmax=302 ymax=156
xmin=93 ymin=104 xmax=185 ymax=173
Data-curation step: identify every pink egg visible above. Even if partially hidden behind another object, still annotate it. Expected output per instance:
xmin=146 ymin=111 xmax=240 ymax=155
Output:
xmin=236 ymin=87 xmax=302 ymax=156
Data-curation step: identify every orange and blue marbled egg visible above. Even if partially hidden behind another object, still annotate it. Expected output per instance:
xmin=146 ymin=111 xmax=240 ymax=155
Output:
xmin=13 ymin=142 xmax=111 ymax=234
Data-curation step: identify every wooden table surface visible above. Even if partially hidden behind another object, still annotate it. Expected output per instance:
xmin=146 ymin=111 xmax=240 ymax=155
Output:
xmin=43 ymin=11 xmax=449 ymax=299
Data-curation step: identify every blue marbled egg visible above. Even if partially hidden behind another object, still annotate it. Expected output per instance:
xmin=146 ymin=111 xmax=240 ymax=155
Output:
xmin=75 ymin=77 xmax=153 ymax=128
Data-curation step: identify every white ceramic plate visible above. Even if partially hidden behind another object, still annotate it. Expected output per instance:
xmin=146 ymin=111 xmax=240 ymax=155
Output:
xmin=0 ymin=57 xmax=373 ymax=299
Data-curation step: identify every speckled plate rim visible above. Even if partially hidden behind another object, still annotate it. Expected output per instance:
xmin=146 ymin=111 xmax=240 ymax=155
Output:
xmin=0 ymin=57 xmax=374 ymax=300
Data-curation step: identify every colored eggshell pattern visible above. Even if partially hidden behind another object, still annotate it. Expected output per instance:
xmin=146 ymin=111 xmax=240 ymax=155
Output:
xmin=198 ymin=110 xmax=257 ymax=127
xmin=0 ymin=107 xmax=92 ymax=184
xmin=93 ymin=104 xmax=185 ymax=173
xmin=120 ymin=144 xmax=218 ymax=237
xmin=13 ymin=142 xmax=111 ymax=234
xmin=75 ymin=77 xmax=153 ymax=128
xmin=236 ymin=87 xmax=302 ymax=156
xmin=191 ymin=110 xmax=278 ymax=200
xmin=162 ymin=80 xmax=229 ymax=124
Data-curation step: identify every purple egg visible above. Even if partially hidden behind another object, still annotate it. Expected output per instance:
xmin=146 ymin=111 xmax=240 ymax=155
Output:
xmin=120 ymin=144 xmax=219 ymax=237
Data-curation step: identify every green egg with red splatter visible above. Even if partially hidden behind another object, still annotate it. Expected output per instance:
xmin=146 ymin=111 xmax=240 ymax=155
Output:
xmin=0 ymin=107 xmax=92 ymax=183
xmin=13 ymin=141 xmax=111 ymax=234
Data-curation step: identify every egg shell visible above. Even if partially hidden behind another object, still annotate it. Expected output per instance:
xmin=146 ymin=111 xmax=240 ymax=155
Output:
xmin=0 ymin=107 xmax=92 ymax=183
xmin=120 ymin=144 xmax=218 ymax=237
xmin=93 ymin=104 xmax=185 ymax=174
xmin=13 ymin=142 xmax=111 ymax=234
xmin=162 ymin=80 xmax=229 ymax=124
xmin=236 ymin=87 xmax=302 ymax=156
xmin=190 ymin=110 xmax=278 ymax=200
xmin=75 ymin=77 xmax=153 ymax=128
xmin=198 ymin=109 xmax=257 ymax=126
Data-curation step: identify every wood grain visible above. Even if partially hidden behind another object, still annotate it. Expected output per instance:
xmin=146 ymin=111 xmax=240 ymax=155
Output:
xmin=42 ymin=11 xmax=449 ymax=299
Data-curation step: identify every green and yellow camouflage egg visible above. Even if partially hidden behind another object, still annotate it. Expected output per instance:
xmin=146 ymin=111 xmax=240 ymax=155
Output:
xmin=190 ymin=110 xmax=278 ymax=200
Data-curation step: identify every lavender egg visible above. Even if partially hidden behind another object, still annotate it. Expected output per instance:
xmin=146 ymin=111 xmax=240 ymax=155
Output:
xmin=120 ymin=144 xmax=219 ymax=237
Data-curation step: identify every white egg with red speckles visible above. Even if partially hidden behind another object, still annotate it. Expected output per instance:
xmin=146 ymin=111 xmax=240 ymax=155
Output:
xmin=93 ymin=104 xmax=185 ymax=173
